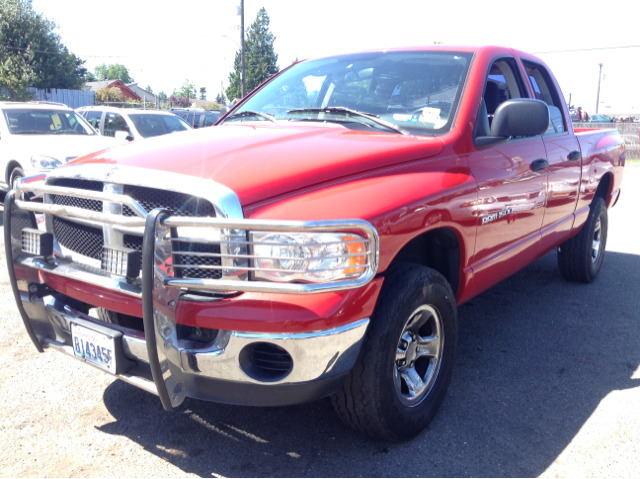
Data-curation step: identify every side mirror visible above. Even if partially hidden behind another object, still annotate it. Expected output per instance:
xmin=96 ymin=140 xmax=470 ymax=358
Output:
xmin=476 ymin=99 xmax=550 ymax=147
xmin=114 ymin=131 xmax=133 ymax=142
xmin=219 ymin=105 xmax=231 ymax=116
xmin=491 ymin=99 xmax=549 ymax=137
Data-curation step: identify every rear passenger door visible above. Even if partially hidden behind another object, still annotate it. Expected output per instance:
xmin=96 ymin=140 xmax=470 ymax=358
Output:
xmin=467 ymin=57 xmax=549 ymax=292
xmin=522 ymin=59 xmax=581 ymax=250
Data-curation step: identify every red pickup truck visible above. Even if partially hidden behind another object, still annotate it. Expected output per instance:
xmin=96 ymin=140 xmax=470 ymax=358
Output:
xmin=5 ymin=45 xmax=625 ymax=441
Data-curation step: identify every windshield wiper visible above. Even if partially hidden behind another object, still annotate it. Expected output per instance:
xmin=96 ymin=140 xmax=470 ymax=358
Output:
xmin=12 ymin=130 xmax=49 ymax=134
xmin=286 ymin=107 xmax=408 ymax=135
xmin=223 ymin=110 xmax=278 ymax=124
xmin=50 ymin=130 xmax=84 ymax=135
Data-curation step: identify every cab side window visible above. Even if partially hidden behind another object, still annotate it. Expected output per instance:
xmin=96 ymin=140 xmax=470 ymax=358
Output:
xmin=104 ymin=113 xmax=129 ymax=137
xmin=521 ymin=60 xmax=565 ymax=135
xmin=474 ymin=57 xmax=528 ymax=140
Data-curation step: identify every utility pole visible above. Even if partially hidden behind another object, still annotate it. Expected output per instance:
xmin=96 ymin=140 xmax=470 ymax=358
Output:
xmin=596 ymin=63 xmax=603 ymax=114
xmin=240 ymin=0 xmax=246 ymax=98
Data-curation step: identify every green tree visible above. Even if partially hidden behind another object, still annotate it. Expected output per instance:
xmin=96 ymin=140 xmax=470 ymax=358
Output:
xmin=157 ymin=91 xmax=168 ymax=101
xmin=94 ymin=63 xmax=134 ymax=83
xmin=0 ymin=0 xmax=88 ymax=98
xmin=215 ymin=92 xmax=227 ymax=105
xmin=226 ymin=7 xmax=279 ymax=100
xmin=199 ymin=87 xmax=207 ymax=100
xmin=145 ymin=85 xmax=153 ymax=93
xmin=174 ymin=80 xmax=196 ymax=99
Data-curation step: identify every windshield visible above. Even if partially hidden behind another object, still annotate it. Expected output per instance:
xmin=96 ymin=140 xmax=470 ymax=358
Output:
xmin=128 ymin=114 xmax=192 ymax=138
xmin=4 ymin=108 xmax=95 ymax=135
xmin=225 ymin=51 xmax=472 ymax=135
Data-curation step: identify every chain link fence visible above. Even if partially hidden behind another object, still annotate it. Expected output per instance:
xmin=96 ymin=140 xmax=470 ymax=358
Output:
xmin=573 ymin=122 xmax=640 ymax=159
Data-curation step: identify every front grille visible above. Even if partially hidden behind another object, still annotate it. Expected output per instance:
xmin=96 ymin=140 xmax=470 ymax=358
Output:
xmin=173 ymin=241 xmax=222 ymax=280
xmin=50 ymin=179 xmax=103 ymax=212
xmin=46 ymin=179 xmax=224 ymax=280
xmin=123 ymin=234 xmax=143 ymax=252
xmin=122 ymin=185 xmax=216 ymax=217
xmin=53 ymin=217 xmax=104 ymax=260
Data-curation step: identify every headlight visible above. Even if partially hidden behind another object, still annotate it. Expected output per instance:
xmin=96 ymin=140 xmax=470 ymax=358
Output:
xmin=31 ymin=155 xmax=62 ymax=169
xmin=251 ymin=231 xmax=367 ymax=283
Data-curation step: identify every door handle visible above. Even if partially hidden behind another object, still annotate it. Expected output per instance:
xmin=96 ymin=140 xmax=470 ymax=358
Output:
xmin=531 ymin=159 xmax=549 ymax=172
xmin=568 ymin=150 xmax=582 ymax=161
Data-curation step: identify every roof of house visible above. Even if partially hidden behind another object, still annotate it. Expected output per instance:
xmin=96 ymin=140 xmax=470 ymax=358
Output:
xmin=82 ymin=80 xmax=142 ymax=100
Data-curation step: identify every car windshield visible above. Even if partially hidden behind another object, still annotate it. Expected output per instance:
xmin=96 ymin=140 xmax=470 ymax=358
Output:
xmin=4 ymin=108 xmax=95 ymax=135
xmin=225 ymin=51 xmax=472 ymax=136
xmin=128 ymin=114 xmax=192 ymax=138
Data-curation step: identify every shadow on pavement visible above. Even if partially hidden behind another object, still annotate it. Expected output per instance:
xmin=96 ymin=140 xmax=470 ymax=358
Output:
xmin=99 ymin=250 xmax=640 ymax=477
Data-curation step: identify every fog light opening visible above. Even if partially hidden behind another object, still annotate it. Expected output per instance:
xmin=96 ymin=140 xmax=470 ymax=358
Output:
xmin=239 ymin=342 xmax=293 ymax=382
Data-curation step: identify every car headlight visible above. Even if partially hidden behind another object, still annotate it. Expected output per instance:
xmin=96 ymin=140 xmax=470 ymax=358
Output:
xmin=31 ymin=155 xmax=62 ymax=169
xmin=251 ymin=231 xmax=367 ymax=283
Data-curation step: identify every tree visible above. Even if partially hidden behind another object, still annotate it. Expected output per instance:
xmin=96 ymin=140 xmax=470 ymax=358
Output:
xmin=215 ymin=92 xmax=227 ymax=105
xmin=226 ymin=7 xmax=279 ymax=100
xmin=157 ymin=91 xmax=168 ymax=101
xmin=199 ymin=87 xmax=207 ymax=100
xmin=0 ymin=0 xmax=88 ymax=98
xmin=84 ymin=71 xmax=97 ymax=82
xmin=145 ymin=85 xmax=153 ymax=93
xmin=174 ymin=80 xmax=196 ymax=99
xmin=94 ymin=63 xmax=134 ymax=83
xmin=95 ymin=86 xmax=123 ymax=102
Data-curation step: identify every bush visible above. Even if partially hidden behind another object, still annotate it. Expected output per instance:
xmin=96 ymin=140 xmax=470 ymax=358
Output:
xmin=169 ymin=95 xmax=190 ymax=108
xmin=96 ymin=86 xmax=123 ymax=102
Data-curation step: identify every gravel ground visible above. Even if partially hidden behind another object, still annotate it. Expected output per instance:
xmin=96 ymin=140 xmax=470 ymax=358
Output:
xmin=0 ymin=167 xmax=639 ymax=478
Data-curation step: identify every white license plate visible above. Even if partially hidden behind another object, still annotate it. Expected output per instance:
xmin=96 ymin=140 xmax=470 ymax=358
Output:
xmin=71 ymin=323 xmax=116 ymax=374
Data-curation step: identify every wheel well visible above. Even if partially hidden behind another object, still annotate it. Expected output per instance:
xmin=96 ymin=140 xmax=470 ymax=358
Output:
xmin=391 ymin=228 xmax=461 ymax=295
xmin=5 ymin=160 xmax=22 ymax=186
xmin=594 ymin=172 xmax=612 ymax=206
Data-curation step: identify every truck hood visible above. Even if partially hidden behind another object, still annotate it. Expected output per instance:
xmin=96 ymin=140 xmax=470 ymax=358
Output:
xmin=6 ymin=134 xmax=121 ymax=163
xmin=71 ymin=123 xmax=444 ymax=206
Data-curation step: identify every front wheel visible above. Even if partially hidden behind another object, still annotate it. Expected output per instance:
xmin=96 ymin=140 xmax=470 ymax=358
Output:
xmin=331 ymin=262 xmax=458 ymax=441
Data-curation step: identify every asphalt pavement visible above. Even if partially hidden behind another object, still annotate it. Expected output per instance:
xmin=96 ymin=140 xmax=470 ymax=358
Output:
xmin=0 ymin=167 xmax=639 ymax=477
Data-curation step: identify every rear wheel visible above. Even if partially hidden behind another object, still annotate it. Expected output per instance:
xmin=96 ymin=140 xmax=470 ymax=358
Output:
xmin=557 ymin=197 xmax=608 ymax=283
xmin=331 ymin=262 xmax=458 ymax=441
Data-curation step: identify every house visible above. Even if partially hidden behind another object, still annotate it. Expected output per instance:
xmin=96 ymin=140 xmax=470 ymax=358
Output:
xmin=126 ymin=83 xmax=158 ymax=104
xmin=82 ymin=80 xmax=141 ymax=101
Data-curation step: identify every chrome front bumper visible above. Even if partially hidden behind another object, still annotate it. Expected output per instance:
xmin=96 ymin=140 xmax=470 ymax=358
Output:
xmin=18 ymin=284 xmax=369 ymax=407
xmin=4 ymin=189 xmax=372 ymax=409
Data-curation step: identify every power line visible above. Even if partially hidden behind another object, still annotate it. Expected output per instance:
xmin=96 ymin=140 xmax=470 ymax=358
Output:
xmin=533 ymin=45 xmax=640 ymax=54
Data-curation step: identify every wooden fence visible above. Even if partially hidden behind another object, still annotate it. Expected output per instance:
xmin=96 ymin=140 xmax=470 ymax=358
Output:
xmin=0 ymin=87 xmax=95 ymax=109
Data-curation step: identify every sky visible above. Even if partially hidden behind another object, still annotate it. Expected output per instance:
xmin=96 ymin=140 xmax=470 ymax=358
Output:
xmin=32 ymin=0 xmax=640 ymax=114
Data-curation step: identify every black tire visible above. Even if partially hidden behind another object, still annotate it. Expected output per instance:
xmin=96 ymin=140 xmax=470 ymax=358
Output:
xmin=10 ymin=167 xmax=25 ymax=190
xmin=557 ymin=197 xmax=608 ymax=283
xmin=331 ymin=262 xmax=458 ymax=441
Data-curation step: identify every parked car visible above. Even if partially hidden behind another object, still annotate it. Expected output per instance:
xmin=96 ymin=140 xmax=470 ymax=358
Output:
xmin=6 ymin=46 xmax=625 ymax=441
xmin=588 ymin=114 xmax=614 ymax=123
xmin=0 ymin=101 xmax=120 ymax=192
xmin=76 ymin=106 xmax=192 ymax=141
xmin=168 ymin=108 xmax=220 ymax=128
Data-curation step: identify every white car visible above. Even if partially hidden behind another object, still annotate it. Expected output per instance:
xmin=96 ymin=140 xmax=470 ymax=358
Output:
xmin=76 ymin=106 xmax=192 ymax=142
xmin=0 ymin=102 xmax=121 ymax=191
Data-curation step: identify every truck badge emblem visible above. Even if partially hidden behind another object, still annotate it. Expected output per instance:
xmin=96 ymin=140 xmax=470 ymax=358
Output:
xmin=482 ymin=207 xmax=513 ymax=225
